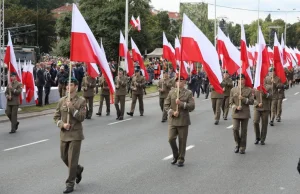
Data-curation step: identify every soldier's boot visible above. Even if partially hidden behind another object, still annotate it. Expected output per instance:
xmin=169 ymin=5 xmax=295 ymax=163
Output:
xmin=76 ymin=165 xmax=84 ymax=184
xmin=115 ymin=104 xmax=121 ymax=120
xmin=169 ymin=140 xmax=179 ymax=165
xmin=254 ymin=138 xmax=260 ymax=145
xmin=239 ymin=147 xmax=246 ymax=154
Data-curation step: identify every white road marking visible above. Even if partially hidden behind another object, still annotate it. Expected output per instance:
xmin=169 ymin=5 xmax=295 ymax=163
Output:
xmin=3 ymin=139 xmax=49 ymax=151
xmin=294 ymin=92 xmax=299 ymax=95
xmin=108 ymin=118 xmax=132 ymax=125
xmin=202 ymin=99 xmax=209 ymax=102
xmin=283 ymin=99 xmax=287 ymax=102
xmin=227 ymin=125 xmax=233 ymax=129
xmin=279 ymin=187 xmax=285 ymax=190
xmin=162 ymin=145 xmax=195 ymax=160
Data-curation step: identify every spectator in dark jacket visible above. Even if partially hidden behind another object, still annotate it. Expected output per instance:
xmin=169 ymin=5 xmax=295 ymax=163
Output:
xmin=35 ymin=63 xmax=45 ymax=106
xmin=50 ymin=63 xmax=58 ymax=86
xmin=44 ymin=66 xmax=53 ymax=105
xmin=74 ymin=63 xmax=85 ymax=92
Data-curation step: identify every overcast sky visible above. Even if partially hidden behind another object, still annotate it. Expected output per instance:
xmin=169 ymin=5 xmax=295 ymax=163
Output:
xmin=150 ymin=0 xmax=300 ymax=24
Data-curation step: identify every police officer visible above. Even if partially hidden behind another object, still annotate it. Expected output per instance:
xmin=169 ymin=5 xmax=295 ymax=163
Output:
xmin=264 ymin=67 xmax=283 ymax=126
xmin=253 ymin=85 xmax=272 ymax=145
xmin=229 ymin=74 xmax=254 ymax=154
xmin=82 ymin=73 xmax=96 ymax=119
xmin=115 ymin=68 xmax=127 ymax=120
xmin=53 ymin=77 xmax=86 ymax=193
xmin=221 ymin=70 xmax=233 ymax=120
xmin=127 ymin=67 xmax=146 ymax=116
xmin=158 ymin=70 xmax=173 ymax=122
xmin=97 ymin=74 xmax=110 ymax=116
xmin=5 ymin=72 xmax=22 ymax=134
xmin=164 ymin=76 xmax=195 ymax=167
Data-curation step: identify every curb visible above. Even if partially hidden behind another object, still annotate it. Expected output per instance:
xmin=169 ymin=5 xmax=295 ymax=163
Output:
xmin=0 ymin=93 xmax=159 ymax=124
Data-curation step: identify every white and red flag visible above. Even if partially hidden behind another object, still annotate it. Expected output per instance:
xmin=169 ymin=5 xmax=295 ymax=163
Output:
xmin=268 ymin=46 xmax=274 ymax=63
xmin=163 ymin=32 xmax=177 ymax=71
xmin=131 ymin=38 xmax=149 ymax=80
xmin=22 ymin=61 xmax=38 ymax=104
xmin=294 ymin=48 xmax=300 ymax=65
xmin=181 ymin=14 xmax=223 ymax=94
xmin=273 ymin=32 xmax=287 ymax=84
xmin=240 ymin=23 xmax=253 ymax=88
xmin=86 ymin=63 xmax=99 ymax=78
xmin=254 ymin=26 xmax=270 ymax=93
xmin=136 ymin=16 xmax=141 ymax=32
xmin=217 ymin=27 xmax=240 ymax=75
xmin=70 ymin=4 xmax=115 ymax=92
xmin=130 ymin=16 xmax=138 ymax=29
xmin=174 ymin=37 xmax=188 ymax=79
xmin=119 ymin=31 xmax=134 ymax=76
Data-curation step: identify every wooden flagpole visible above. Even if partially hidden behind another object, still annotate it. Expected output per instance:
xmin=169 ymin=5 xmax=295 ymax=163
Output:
xmin=67 ymin=62 xmax=72 ymax=125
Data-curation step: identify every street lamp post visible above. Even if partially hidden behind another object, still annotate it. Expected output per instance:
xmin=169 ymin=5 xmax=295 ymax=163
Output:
xmin=125 ymin=0 xmax=129 ymax=47
xmin=214 ymin=0 xmax=217 ymax=47
xmin=277 ymin=8 xmax=296 ymax=44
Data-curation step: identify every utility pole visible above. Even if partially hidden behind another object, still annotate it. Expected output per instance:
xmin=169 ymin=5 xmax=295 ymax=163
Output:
xmin=0 ymin=0 xmax=4 ymax=91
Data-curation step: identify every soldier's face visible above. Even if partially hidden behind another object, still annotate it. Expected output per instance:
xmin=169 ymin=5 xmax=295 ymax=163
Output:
xmin=223 ymin=73 xmax=229 ymax=78
xmin=177 ymin=80 xmax=186 ymax=88
xmin=119 ymin=71 xmax=123 ymax=76
xmin=66 ymin=83 xmax=77 ymax=93
xmin=11 ymin=75 xmax=16 ymax=82
xmin=239 ymin=78 xmax=245 ymax=86
xmin=269 ymin=72 xmax=273 ymax=76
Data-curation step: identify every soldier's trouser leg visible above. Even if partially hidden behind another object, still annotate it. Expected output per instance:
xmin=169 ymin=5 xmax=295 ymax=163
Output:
xmin=271 ymin=99 xmax=278 ymax=122
xmin=114 ymin=95 xmax=121 ymax=117
xmin=160 ymin=98 xmax=167 ymax=120
xmin=168 ymin=125 xmax=179 ymax=159
xmin=196 ymin=84 xmax=200 ymax=97
xmin=105 ymin=94 xmax=110 ymax=113
xmin=178 ymin=126 xmax=188 ymax=162
xmin=211 ymin=98 xmax=216 ymax=115
xmin=253 ymin=110 xmax=261 ymax=140
xmin=119 ymin=95 xmax=125 ymax=117
xmin=277 ymin=98 xmax=283 ymax=119
xmin=6 ymin=105 xmax=18 ymax=131
xmin=88 ymin=97 xmax=94 ymax=117
xmin=233 ymin=119 xmax=241 ymax=147
xmin=59 ymin=84 xmax=63 ymax=98
xmin=240 ymin=119 xmax=249 ymax=151
xmin=60 ymin=140 xmax=82 ymax=188
xmin=260 ymin=111 xmax=269 ymax=142
xmin=215 ymin=98 xmax=223 ymax=121
xmin=130 ymin=94 xmax=137 ymax=113
xmin=138 ymin=94 xmax=144 ymax=115
xmin=62 ymin=88 xmax=66 ymax=97
xmin=223 ymin=96 xmax=230 ymax=119
xmin=5 ymin=105 xmax=12 ymax=122
xmin=98 ymin=95 xmax=104 ymax=114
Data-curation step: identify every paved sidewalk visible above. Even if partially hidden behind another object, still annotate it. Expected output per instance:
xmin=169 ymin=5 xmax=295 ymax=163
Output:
xmin=0 ymin=92 xmax=159 ymax=123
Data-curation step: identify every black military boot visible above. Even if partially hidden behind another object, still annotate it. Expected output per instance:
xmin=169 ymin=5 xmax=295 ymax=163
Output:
xmin=63 ymin=187 xmax=74 ymax=193
xmin=254 ymin=138 xmax=260 ymax=145
xmin=76 ymin=166 xmax=84 ymax=184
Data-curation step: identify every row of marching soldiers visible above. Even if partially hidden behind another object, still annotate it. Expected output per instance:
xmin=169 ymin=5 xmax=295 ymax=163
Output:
xmin=210 ymin=67 xmax=288 ymax=154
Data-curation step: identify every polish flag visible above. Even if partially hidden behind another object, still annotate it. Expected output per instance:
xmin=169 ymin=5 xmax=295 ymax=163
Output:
xmin=240 ymin=23 xmax=253 ymax=88
xmin=254 ymin=26 xmax=270 ymax=93
xmin=281 ymin=34 xmax=287 ymax=65
xmin=70 ymin=4 xmax=115 ymax=93
xmin=254 ymin=44 xmax=259 ymax=62
xmin=181 ymin=14 xmax=223 ymax=94
xmin=163 ymin=32 xmax=177 ymax=72
xmin=119 ymin=31 xmax=134 ymax=76
xmin=131 ymin=38 xmax=149 ymax=80
xmin=86 ymin=63 xmax=100 ymax=78
xmin=23 ymin=61 xmax=38 ymax=104
xmin=273 ymin=33 xmax=287 ymax=84
xmin=130 ymin=16 xmax=138 ymax=28
xmin=136 ymin=16 xmax=141 ymax=32
xmin=247 ymin=45 xmax=255 ymax=67
xmin=174 ymin=37 xmax=188 ymax=79
xmin=217 ymin=27 xmax=240 ymax=75
xmin=294 ymin=48 xmax=300 ymax=65
xmin=4 ymin=31 xmax=23 ymax=104
xmin=268 ymin=47 xmax=274 ymax=63
xmin=287 ymin=47 xmax=298 ymax=67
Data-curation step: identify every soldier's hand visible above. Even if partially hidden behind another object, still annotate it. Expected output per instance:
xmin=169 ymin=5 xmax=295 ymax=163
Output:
xmin=223 ymin=87 xmax=225 ymax=92
xmin=237 ymin=106 xmax=242 ymax=111
xmin=7 ymin=96 xmax=12 ymax=100
xmin=8 ymin=84 xmax=12 ymax=89
xmin=63 ymin=123 xmax=71 ymax=130
xmin=238 ymin=95 xmax=244 ymax=100
xmin=173 ymin=111 xmax=179 ymax=117
xmin=66 ymin=101 xmax=74 ymax=109
xmin=258 ymin=103 xmax=263 ymax=108
xmin=175 ymin=99 xmax=181 ymax=105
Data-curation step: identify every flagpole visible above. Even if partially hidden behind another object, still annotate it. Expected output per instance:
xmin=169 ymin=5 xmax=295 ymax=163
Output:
xmin=8 ymin=62 xmax=11 ymax=97
xmin=67 ymin=62 xmax=72 ymax=125
xmin=125 ymin=0 xmax=129 ymax=47
xmin=239 ymin=66 xmax=242 ymax=107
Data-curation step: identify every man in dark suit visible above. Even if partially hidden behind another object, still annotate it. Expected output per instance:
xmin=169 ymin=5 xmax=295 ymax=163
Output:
xmin=35 ymin=63 xmax=45 ymax=106
xmin=74 ymin=63 xmax=85 ymax=92
xmin=44 ymin=66 xmax=53 ymax=105
xmin=50 ymin=63 xmax=58 ymax=86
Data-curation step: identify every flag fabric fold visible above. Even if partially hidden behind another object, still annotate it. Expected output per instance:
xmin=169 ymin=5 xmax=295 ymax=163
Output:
xmin=119 ymin=31 xmax=134 ymax=76
xmin=174 ymin=37 xmax=188 ymax=79
xmin=162 ymin=32 xmax=177 ymax=72
xmin=273 ymin=32 xmax=287 ymax=84
xmin=131 ymin=38 xmax=149 ymax=80
xmin=181 ymin=14 xmax=223 ymax=94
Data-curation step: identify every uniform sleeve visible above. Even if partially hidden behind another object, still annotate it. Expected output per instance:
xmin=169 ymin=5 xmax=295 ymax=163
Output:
xmin=243 ymin=90 xmax=254 ymax=105
xmin=120 ymin=77 xmax=127 ymax=86
xmin=229 ymin=89 xmax=237 ymax=111
xmin=13 ymin=83 xmax=23 ymax=96
xmin=227 ymin=79 xmax=233 ymax=87
xmin=54 ymin=100 xmax=64 ymax=129
xmin=69 ymin=98 xmax=87 ymax=122
xmin=184 ymin=91 xmax=195 ymax=112
xmin=164 ymin=91 xmax=173 ymax=116
xmin=130 ymin=77 xmax=135 ymax=89
xmin=89 ymin=79 xmax=97 ymax=88
xmin=139 ymin=77 xmax=146 ymax=87
xmin=253 ymin=91 xmax=259 ymax=107
xmin=5 ymin=86 xmax=9 ymax=97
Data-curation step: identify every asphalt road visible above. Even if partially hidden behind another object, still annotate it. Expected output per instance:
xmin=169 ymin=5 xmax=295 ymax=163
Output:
xmin=0 ymin=86 xmax=300 ymax=194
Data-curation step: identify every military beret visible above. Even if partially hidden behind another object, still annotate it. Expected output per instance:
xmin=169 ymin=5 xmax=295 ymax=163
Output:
xmin=135 ymin=66 xmax=140 ymax=72
xmin=269 ymin=67 xmax=274 ymax=72
xmin=119 ymin=67 xmax=124 ymax=72
xmin=10 ymin=72 xmax=17 ymax=76
xmin=175 ymin=76 xmax=186 ymax=81
xmin=65 ymin=77 xmax=79 ymax=85
xmin=236 ymin=74 xmax=245 ymax=79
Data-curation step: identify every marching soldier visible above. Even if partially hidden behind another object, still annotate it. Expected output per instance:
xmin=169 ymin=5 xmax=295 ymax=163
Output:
xmin=210 ymin=83 xmax=224 ymax=125
xmin=82 ymin=73 xmax=96 ymax=119
xmin=253 ymin=85 xmax=272 ymax=145
xmin=96 ymin=74 xmax=110 ymax=116
xmin=115 ymin=68 xmax=127 ymax=120
xmin=264 ymin=67 xmax=283 ymax=126
xmin=127 ymin=67 xmax=146 ymax=116
xmin=221 ymin=70 xmax=233 ymax=120
xmin=53 ymin=77 xmax=86 ymax=193
xmin=5 ymin=72 xmax=22 ymax=134
xmin=158 ymin=70 xmax=173 ymax=122
xmin=229 ymin=74 xmax=254 ymax=154
xmin=164 ymin=76 xmax=195 ymax=167
xmin=276 ymin=80 xmax=286 ymax=122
